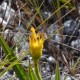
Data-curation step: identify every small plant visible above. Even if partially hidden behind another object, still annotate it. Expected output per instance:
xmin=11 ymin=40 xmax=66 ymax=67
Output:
xmin=29 ymin=27 xmax=44 ymax=80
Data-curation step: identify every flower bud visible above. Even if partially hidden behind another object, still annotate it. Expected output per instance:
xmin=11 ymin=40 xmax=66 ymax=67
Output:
xmin=29 ymin=27 xmax=44 ymax=60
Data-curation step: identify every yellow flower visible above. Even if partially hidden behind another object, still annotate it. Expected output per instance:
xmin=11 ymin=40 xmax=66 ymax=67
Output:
xmin=29 ymin=27 xmax=44 ymax=60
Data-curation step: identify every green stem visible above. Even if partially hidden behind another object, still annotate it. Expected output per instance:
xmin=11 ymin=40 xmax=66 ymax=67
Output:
xmin=34 ymin=60 xmax=42 ymax=80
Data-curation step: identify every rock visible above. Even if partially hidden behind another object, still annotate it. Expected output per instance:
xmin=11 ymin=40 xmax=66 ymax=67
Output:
xmin=47 ymin=56 xmax=56 ymax=64
xmin=41 ymin=62 xmax=51 ymax=78
xmin=64 ymin=76 xmax=72 ymax=80
xmin=41 ymin=10 xmax=52 ymax=19
xmin=61 ymin=72 xmax=72 ymax=80
xmin=63 ymin=19 xmax=80 ymax=44
xmin=71 ymin=39 xmax=80 ymax=48
xmin=0 ymin=1 xmax=15 ymax=27
xmin=51 ymin=75 xmax=55 ymax=80
xmin=63 ymin=20 xmax=78 ymax=36
xmin=47 ymin=23 xmax=61 ymax=43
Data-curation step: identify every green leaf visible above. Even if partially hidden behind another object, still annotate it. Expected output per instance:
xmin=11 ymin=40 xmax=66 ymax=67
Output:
xmin=0 ymin=36 xmax=28 ymax=80
xmin=28 ymin=61 xmax=37 ymax=80
xmin=55 ymin=61 xmax=60 ymax=80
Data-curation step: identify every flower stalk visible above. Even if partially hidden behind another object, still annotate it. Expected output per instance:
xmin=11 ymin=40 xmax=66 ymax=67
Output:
xmin=34 ymin=59 xmax=42 ymax=80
